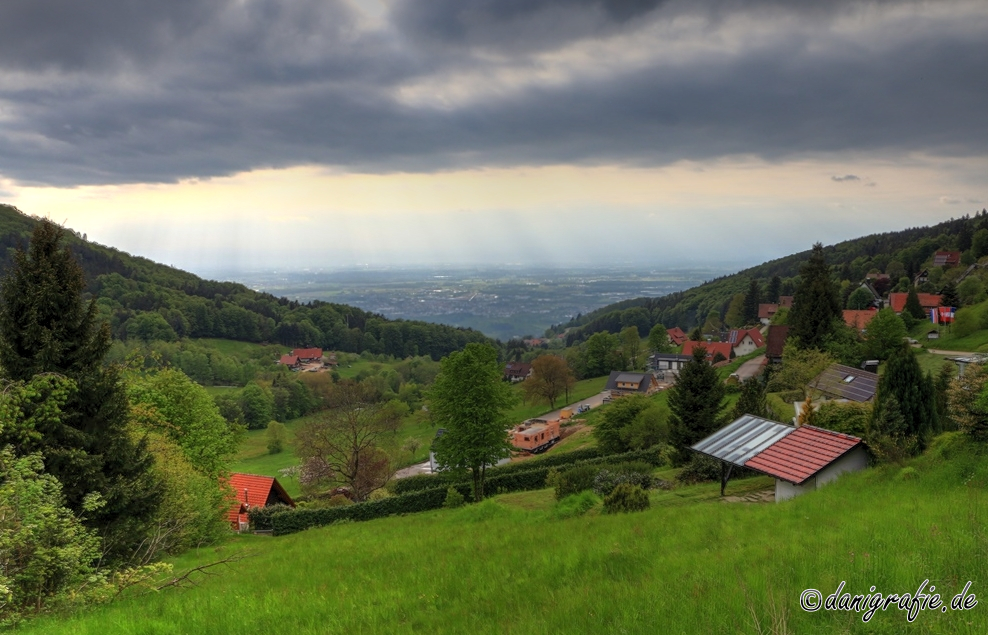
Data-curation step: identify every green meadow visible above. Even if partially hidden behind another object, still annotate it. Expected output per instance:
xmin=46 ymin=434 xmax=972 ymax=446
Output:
xmin=23 ymin=435 xmax=987 ymax=634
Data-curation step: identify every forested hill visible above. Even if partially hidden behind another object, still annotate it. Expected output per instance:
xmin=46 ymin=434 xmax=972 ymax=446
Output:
xmin=551 ymin=209 xmax=988 ymax=344
xmin=0 ymin=205 xmax=492 ymax=358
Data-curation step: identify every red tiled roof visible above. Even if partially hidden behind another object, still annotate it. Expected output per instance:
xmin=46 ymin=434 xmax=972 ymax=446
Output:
xmin=889 ymin=293 xmax=941 ymax=313
xmin=744 ymin=425 xmax=862 ymax=485
xmin=765 ymin=325 xmax=789 ymax=358
xmin=758 ymin=303 xmax=779 ymax=320
xmin=292 ymin=348 xmax=323 ymax=360
xmin=726 ymin=328 xmax=765 ymax=348
xmin=504 ymin=362 xmax=532 ymax=378
xmin=779 ymin=296 xmax=794 ymax=308
xmin=667 ymin=327 xmax=688 ymax=346
xmin=225 ymin=473 xmax=295 ymax=528
xmin=682 ymin=340 xmax=734 ymax=361
xmin=933 ymin=251 xmax=961 ymax=267
xmin=843 ymin=309 xmax=877 ymax=330
xmin=279 ymin=354 xmax=300 ymax=366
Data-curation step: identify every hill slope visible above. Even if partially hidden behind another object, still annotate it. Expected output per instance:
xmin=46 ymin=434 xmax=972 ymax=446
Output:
xmin=553 ymin=211 xmax=988 ymax=343
xmin=0 ymin=205 xmax=492 ymax=359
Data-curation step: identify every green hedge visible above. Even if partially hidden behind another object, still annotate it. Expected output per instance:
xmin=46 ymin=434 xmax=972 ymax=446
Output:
xmin=390 ymin=446 xmax=607 ymax=495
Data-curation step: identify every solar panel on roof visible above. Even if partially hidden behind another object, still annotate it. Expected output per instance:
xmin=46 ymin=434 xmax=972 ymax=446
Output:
xmin=691 ymin=415 xmax=796 ymax=467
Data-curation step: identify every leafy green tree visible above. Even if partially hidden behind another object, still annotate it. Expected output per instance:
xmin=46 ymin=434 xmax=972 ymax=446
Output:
xmin=972 ymin=228 xmax=988 ymax=259
xmin=0 ymin=220 xmax=161 ymax=561
xmin=647 ymin=323 xmax=672 ymax=355
xmin=688 ymin=327 xmax=703 ymax=341
xmin=846 ymin=287 xmax=875 ymax=310
xmin=742 ymin=279 xmax=761 ymax=324
xmin=948 ymin=362 xmax=988 ymax=440
xmin=957 ymin=276 xmax=985 ymax=306
xmin=668 ymin=346 xmax=726 ymax=465
xmin=903 ymin=287 xmax=926 ymax=320
xmin=620 ymin=326 xmax=643 ymax=370
xmin=583 ymin=331 xmax=622 ymax=377
xmin=815 ymin=401 xmax=871 ymax=437
xmin=593 ymin=394 xmax=668 ymax=454
xmin=125 ymin=312 xmax=178 ymax=343
xmin=790 ymin=243 xmax=842 ymax=350
xmin=873 ymin=344 xmax=936 ymax=452
xmin=429 ymin=343 xmax=517 ymax=501
xmin=862 ymin=309 xmax=907 ymax=361
xmin=239 ymin=382 xmax=274 ymax=430
xmin=933 ymin=363 xmax=954 ymax=433
xmin=766 ymin=341 xmax=834 ymax=394
xmin=953 ymin=307 xmax=979 ymax=337
xmin=265 ymin=421 xmax=289 ymax=454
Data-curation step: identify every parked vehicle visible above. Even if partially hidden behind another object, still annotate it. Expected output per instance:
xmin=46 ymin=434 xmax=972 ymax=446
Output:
xmin=510 ymin=418 xmax=560 ymax=454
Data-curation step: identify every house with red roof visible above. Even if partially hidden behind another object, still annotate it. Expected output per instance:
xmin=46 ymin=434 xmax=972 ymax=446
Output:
xmin=888 ymin=293 xmax=941 ymax=314
xmin=744 ymin=425 xmax=868 ymax=502
xmin=667 ymin=327 xmax=688 ymax=346
xmin=682 ymin=340 xmax=735 ymax=364
xmin=726 ymin=328 xmax=765 ymax=357
xmin=758 ymin=303 xmax=779 ymax=325
xmin=933 ymin=251 xmax=961 ymax=268
xmin=765 ymin=325 xmax=789 ymax=364
xmin=842 ymin=309 xmax=878 ymax=332
xmin=225 ymin=473 xmax=295 ymax=532
xmin=278 ymin=354 xmax=301 ymax=369
xmin=504 ymin=362 xmax=532 ymax=382
xmin=292 ymin=348 xmax=324 ymax=363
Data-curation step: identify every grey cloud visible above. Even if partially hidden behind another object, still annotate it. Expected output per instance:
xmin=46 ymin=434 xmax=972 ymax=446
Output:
xmin=832 ymin=175 xmax=861 ymax=182
xmin=0 ymin=0 xmax=985 ymax=186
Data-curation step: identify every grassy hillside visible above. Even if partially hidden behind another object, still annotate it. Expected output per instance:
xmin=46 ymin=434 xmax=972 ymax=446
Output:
xmin=21 ymin=434 xmax=988 ymax=634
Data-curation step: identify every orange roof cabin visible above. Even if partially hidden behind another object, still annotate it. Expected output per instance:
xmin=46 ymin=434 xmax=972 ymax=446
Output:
xmin=510 ymin=418 xmax=560 ymax=454
xmin=292 ymin=348 xmax=324 ymax=362
xmin=667 ymin=327 xmax=688 ymax=346
xmin=843 ymin=309 xmax=878 ymax=332
xmin=888 ymin=293 xmax=941 ymax=314
xmin=933 ymin=251 xmax=961 ymax=268
xmin=225 ymin=473 xmax=295 ymax=532
xmin=681 ymin=340 xmax=735 ymax=364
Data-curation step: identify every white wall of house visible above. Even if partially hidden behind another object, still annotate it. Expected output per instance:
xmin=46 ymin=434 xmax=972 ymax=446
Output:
xmin=732 ymin=335 xmax=758 ymax=357
xmin=774 ymin=445 xmax=869 ymax=502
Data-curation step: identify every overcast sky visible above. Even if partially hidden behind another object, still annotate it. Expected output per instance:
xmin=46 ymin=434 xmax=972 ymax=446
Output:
xmin=1 ymin=0 xmax=986 ymax=274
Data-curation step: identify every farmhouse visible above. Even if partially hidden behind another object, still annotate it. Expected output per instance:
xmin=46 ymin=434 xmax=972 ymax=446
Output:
xmin=744 ymin=426 xmax=868 ymax=502
xmin=726 ymin=328 xmax=764 ymax=357
xmin=757 ymin=303 xmax=779 ymax=325
xmin=504 ymin=362 xmax=532 ymax=382
xmin=808 ymin=363 xmax=878 ymax=403
xmin=605 ymin=371 xmax=661 ymax=397
xmin=226 ymin=472 xmax=295 ymax=532
xmin=278 ymin=354 xmax=301 ymax=369
xmin=681 ymin=340 xmax=735 ymax=364
xmin=292 ymin=348 xmax=324 ymax=363
xmin=667 ymin=327 xmax=688 ymax=346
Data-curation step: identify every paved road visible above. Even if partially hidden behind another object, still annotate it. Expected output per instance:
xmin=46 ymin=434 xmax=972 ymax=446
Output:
xmin=926 ymin=349 xmax=978 ymax=356
xmin=537 ymin=391 xmax=609 ymax=422
xmin=734 ymin=355 xmax=766 ymax=380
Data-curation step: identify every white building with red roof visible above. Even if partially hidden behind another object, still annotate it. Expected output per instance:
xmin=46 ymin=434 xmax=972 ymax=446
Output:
xmin=726 ymin=328 xmax=765 ymax=357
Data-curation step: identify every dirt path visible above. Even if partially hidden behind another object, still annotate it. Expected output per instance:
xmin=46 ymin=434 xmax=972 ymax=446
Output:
xmin=721 ymin=489 xmax=774 ymax=503
xmin=734 ymin=355 xmax=766 ymax=380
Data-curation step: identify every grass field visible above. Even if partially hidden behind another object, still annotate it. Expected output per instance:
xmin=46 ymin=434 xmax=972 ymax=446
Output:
xmin=505 ymin=375 xmax=609 ymax=424
xmin=23 ymin=433 xmax=988 ymax=634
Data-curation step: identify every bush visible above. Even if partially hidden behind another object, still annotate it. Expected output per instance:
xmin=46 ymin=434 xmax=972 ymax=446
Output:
xmin=247 ymin=503 xmax=294 ymax=532
xmin=592 ymin=466 xmax=654 ymax=497
xmin=603 ymin=483 xmax=650 ymax=514
xmin=443 ymin=487 xmax=465 ymax=509
xmin=553 ymin=464 xmax=601 ymax=500
xmin=265 ymin=421 xmax=288 ymax=454
xmin=676 ymin=455 xmax=722 ymax=485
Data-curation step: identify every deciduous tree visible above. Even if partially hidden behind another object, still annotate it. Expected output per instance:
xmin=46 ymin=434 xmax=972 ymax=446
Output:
xmin=862 ymin=309 xmax=907 ymax=361
xmin=521 ymin=355 xmax=575 ymax=410
xmin=429 ymin=343 xmax=517 ymax=501
xmin=620 ymin=326 xmax=643 ymax=370
xmin=647 ymin=323 xmax=672 ymax=355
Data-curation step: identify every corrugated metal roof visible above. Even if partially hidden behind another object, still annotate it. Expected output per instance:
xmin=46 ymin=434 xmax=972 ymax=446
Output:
xmin=809 ymin=363 xmax=877 ymax=402
xmin=745 ymin=425 xmax=862 ymax=485
xmin=690 ymin=415 xmax=795 ymax=467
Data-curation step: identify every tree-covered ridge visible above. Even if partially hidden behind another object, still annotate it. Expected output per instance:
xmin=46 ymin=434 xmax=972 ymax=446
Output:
xmin=551 ymin=210 xmax=988 ymax=343
xmin=0 ymin=205 xmax=492 ymax=359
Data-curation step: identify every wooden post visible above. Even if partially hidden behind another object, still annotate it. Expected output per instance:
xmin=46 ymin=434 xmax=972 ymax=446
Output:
xmin=720 ymin=461 xmax=734 ymax=497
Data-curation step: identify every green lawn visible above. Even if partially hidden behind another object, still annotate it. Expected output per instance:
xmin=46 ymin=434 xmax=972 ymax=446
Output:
xmin=23 ymin=434 xmax=988 ymax=634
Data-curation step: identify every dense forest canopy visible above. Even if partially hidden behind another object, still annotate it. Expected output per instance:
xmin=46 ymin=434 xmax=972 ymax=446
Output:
xmin=0 ymin=205 xmax=492 ymax=359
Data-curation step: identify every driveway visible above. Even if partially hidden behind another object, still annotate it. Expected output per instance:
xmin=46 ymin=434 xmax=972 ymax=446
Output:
xmin=734 ymin=355 xmax=766 ymax=380
xmin=536 ymin=391 xmax=609 ymax=422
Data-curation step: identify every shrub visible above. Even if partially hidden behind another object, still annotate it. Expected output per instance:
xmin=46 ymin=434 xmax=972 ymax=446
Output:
xmin=327 ymin=494 xmax=353 ymax=507
xmin=603 ymin=483 xmax=650 ymax=514
xmin=443 ymin=487 xmax=465 ymax=509
xmin=554 ymin=464 xmax=601 ymax=500
xmin=676 ymin=455 xmax=722 ymax=485
xmin=592 ymin=466 xmax=653 ymax=497
xmin=553 ymin=491 xmax=601 ymax=519
xmin=247 ymin=503 xmax=294 ymax=531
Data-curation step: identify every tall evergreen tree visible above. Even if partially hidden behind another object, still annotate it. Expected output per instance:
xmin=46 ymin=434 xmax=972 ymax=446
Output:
xmin=742 ymin=278 xmax=761 ymax=324
xmin=0 ymin=220 xmax=162 ymax=561
xmin=958 ymin=221 xmax=974 ymax=252
xmin=668 ymin=346 xmax=726 ymax=465
xmin=873 ymin=343 xmax=937 ymax=452
xmin=939 ymin=281 xmax=960 ymax=308
xmin=904 ymin=287 xmax=926 ymax=320
xmin=766 ymin=275 xmax=783 ymax=303
xmin=789 ymin=243 xmax=842 ymax=350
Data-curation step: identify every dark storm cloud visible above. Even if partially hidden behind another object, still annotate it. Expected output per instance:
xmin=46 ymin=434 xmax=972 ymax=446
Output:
xmin=0 ymin=0 xmax=985 ymax=185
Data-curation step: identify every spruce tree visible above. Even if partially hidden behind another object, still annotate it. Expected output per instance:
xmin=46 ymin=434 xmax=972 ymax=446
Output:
xmin=789 ymin=243 xmax=842 ymax=350
xmin=0 ymin=220 xmax=161 ymax=561
xmin=766 ymin=275 xmax=782 ymax=303
xmin=939 ymin=282 xmax=960 ymax=309
xmin=668 ymin=346 xmax=726 ymax=465
xmin=742 ymin=278 xmax=761 ymax=325
xmin=904 ymin=287 xmax=926 ymax=320
xmin=731 ymin=376 xmax=768 ymax=420
xmin=873 ymin=343 xmax=936 ymax=452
